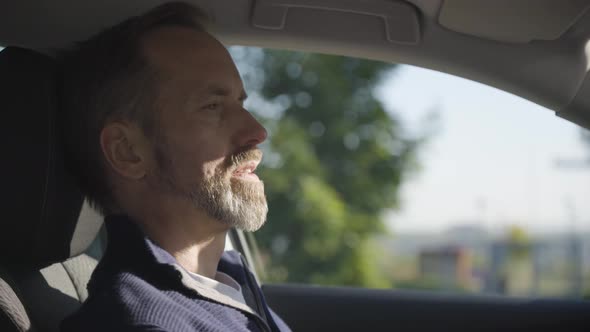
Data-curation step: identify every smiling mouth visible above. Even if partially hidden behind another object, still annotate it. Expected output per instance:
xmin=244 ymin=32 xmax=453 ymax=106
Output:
xmin=231 ymin=160 xmax=260 ymax=181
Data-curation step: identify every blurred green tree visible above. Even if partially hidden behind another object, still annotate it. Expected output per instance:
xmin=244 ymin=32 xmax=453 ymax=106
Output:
xmin=231 ymin=48 xmax=422 ymax=287
xmin=506 ymin=224 xmax=530 ymax=260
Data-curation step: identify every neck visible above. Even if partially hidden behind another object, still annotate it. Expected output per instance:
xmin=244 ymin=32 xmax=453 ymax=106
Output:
xmin=143 ymin=217 xmax=228 ymax=279
xmin=115 ymin=179 xmax=233 ymax=279
xmin=167 ymin=229 xmax=227 ymax=278
xmin=127 ymin=198 xmax=229 ymax=279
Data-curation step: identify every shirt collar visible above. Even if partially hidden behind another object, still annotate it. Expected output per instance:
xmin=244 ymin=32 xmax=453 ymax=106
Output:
xmin=102 ymin=215 xmax=248 ymax=276
xmin=91 ymin=215 xmax=259 ymax=315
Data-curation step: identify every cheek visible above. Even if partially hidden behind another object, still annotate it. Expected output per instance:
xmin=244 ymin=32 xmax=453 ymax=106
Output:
xmin=176 ymin=121 xmax=230 ymax=159
xmin=202 ymin=159 xmax=221 ymax=178
xmin=159 ymin=113 xmax=233 ymax=179
xmin=164 ymin=136 xmax=229 ymax=180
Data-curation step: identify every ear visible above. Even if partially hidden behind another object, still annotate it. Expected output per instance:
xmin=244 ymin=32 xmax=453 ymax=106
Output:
xmin=100 ymin=122 xmax=151 ymax=180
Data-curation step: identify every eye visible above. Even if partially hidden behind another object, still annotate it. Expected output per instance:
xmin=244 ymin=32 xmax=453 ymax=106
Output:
xmin=203 ymin=103 xmax=219 ymax=111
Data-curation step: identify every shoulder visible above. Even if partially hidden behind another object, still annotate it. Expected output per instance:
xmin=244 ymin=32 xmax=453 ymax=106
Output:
xmin=61 ymin=271 xmax=193 ymax=332
xmin=62 ymin=270 xmax=254 ymax=332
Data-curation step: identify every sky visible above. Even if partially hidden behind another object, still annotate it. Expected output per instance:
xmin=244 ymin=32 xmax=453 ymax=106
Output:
xmin=376 ymin=65 xmax=590 ymax=235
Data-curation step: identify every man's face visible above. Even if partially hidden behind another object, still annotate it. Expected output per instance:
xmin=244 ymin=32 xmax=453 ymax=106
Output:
xmin=142 ymin=27 xmax=268 ymax=232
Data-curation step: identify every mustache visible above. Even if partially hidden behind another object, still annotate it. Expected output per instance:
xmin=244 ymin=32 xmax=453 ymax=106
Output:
xmin=224 ymin=148 xmax=263 ymax=171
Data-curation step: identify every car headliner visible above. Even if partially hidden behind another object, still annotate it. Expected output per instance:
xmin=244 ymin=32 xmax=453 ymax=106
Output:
xmin=1 ymin=0 xmax=589 ymax=130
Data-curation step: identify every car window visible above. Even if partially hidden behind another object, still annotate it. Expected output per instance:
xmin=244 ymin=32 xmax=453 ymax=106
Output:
xmin=230 ymin=46 xmax=590 ymax=299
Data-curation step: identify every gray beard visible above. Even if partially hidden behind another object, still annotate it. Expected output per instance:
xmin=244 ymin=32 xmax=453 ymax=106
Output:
xmin=152 ymin=142 xmax=268 ymax=232
xmin=187 ymin=172 xmax=268 ymax=232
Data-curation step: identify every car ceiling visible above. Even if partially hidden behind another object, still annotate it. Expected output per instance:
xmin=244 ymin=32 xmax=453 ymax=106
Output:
xmin=1 ymin=0 xmax=590 ymax=130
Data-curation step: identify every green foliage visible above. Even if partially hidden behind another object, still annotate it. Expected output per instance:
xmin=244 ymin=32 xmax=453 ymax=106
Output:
xmin=232 ymin=47 xmax=421 ymax=287
xmin=506 ymin=225 xmax=531 ymax=259
xmin=395 ymin=278 xmax=471 ymax=293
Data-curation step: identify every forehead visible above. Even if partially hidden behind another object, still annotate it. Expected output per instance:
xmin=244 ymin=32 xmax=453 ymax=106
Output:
xmin=141 ymin=26 xmax=241 ymax=84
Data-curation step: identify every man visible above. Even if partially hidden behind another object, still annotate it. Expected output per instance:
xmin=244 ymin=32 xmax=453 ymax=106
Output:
xmin=59 ymin=2 xmax=290 ymax=331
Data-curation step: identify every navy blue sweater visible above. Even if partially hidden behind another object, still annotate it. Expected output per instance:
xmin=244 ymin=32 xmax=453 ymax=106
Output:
xmin=61 ymin=216 xmax=290 ymax=332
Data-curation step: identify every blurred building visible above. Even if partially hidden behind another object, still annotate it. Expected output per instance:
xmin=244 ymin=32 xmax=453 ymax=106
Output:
xmin=486 ymin=240 xmax=533 ymax=295
xmin=419 ymin=245 xmax=473 ymax=289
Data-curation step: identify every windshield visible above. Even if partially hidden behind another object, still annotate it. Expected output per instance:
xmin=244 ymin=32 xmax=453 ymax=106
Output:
xmin=231 ymin=46 xmax=590 ymax=299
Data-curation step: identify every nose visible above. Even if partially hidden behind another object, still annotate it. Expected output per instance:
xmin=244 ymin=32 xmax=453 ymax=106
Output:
xmin=235 ymin=107 xmax=268 ymax=148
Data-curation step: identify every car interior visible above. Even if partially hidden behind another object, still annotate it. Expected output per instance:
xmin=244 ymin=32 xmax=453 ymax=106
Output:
xmin=0 ymin=0 xmax=589 ymax=331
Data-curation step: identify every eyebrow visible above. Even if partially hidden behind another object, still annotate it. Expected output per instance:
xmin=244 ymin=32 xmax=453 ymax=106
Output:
xmin=204 ymin=84 xmax=247 ymax=101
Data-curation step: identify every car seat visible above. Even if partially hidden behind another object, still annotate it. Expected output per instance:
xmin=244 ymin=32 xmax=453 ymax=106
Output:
xmin=0 ymin=47 xmax=104 ymax=332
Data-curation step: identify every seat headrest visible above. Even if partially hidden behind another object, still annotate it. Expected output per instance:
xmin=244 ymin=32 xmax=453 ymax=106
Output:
xmin=0 ymin=47 xmax=103 ymax=268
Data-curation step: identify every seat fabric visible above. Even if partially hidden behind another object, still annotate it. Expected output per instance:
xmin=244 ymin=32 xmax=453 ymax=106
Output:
xmin=0 ymin=46 xmax=104 ymax=332
xmin=1 ymin=254 xmax=100 ymax=332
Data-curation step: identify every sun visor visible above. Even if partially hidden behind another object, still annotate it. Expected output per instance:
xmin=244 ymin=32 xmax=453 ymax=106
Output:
xmin=251 ymin=0 xmax=420 ymax=45
xmin=438 ymin=0 xmax=590 ymax=43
